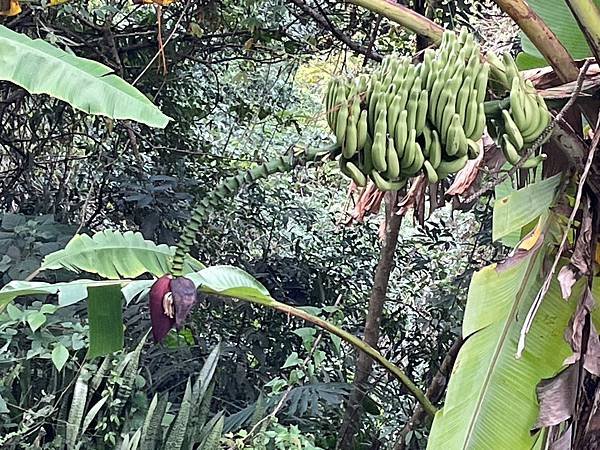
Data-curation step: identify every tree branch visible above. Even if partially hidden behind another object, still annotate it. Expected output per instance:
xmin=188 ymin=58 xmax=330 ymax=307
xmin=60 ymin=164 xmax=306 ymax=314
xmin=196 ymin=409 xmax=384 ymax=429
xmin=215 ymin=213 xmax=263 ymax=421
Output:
xmin=288 ymin=0 xmax=383 ymax=61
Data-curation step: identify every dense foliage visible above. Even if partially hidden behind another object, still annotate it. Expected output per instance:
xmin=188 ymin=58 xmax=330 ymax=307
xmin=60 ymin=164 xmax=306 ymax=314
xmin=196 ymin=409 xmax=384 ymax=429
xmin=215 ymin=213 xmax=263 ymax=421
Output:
xmin=2 ymin=0 xmax=599 ymax=449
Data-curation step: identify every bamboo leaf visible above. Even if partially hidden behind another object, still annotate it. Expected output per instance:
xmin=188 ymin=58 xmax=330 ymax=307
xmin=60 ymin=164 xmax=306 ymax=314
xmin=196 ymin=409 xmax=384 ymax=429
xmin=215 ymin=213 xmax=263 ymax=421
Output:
xmin=0 ymin=25 xmax=170 ymax=128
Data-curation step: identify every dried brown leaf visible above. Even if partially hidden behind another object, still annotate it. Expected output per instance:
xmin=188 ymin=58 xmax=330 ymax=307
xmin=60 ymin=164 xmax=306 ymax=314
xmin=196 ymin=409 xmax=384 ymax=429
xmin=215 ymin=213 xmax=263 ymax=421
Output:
xmin=446 ymin=142 xmax=485 ymax=196
xmin=535 ymin=365 xmax=578 ymax=429
xmin=558 ymin=265 xmax=578 ymax=300
xmin=548 ymin=425 xmax=573 ymax=450
xmin=397 ymin=175 xmax=427 ymax=217
xmin=571 ymin=197 xmax=593 ymax=276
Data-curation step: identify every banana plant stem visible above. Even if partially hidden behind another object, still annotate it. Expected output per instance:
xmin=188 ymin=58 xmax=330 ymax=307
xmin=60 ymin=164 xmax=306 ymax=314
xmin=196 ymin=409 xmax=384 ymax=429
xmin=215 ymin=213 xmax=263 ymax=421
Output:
xmin=347 ymin=0 xmax=443 ymax=44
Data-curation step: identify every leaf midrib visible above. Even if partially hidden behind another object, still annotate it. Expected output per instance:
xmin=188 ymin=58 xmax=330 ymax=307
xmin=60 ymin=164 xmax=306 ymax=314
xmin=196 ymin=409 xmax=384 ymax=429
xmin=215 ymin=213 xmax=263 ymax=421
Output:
xmin=41 ymin=243 xmax=173 ymax=270
xmin=461 ymin=249 xmax=542 ymax=449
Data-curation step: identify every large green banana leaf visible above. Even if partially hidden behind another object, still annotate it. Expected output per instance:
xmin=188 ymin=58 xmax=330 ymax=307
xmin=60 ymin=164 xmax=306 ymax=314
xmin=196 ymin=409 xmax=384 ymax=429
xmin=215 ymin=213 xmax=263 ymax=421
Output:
xmin=518 ymin=0 xmax=600 ymax=69
xmin=39 ymin=230 xmax=204 ymax=279
xmin=0 ymin=25 xmax=170 ymax=128
xmin=427 ymin=246 xmax=581 ymax=449
xmin=40 ymin=230 xmax=173 ymax=279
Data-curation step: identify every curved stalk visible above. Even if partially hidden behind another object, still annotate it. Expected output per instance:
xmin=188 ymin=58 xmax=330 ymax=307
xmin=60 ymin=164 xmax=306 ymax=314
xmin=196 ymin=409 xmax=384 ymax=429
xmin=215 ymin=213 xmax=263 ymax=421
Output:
xmin=203 ymin=287 xmax=438 ymax=417
xmin=171 ymin=144 xmax=340 ymax=276
xmin=348 ymin=0 xmax=443 ymax=44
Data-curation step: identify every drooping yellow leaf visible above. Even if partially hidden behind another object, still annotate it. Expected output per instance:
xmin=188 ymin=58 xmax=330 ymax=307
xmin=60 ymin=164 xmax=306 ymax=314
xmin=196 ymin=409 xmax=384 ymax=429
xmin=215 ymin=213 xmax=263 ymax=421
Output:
xmin=0 ymin=0 xmax=21 ymax=16
xmin=49 ymin=0 xmax=70 ymax=6
xmin=519 ymin=219 xmax=544 ymax=250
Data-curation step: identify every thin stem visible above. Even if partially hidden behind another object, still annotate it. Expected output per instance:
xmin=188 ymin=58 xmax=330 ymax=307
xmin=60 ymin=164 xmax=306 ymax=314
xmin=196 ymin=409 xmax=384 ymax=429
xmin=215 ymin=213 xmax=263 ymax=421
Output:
xmin=204 ymin=289 xmax=438 ymax=417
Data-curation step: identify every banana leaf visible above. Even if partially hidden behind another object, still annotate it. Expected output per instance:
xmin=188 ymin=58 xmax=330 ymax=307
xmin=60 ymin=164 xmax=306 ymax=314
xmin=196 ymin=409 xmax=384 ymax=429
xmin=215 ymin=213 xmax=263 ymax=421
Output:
xmin=0 ymin=25 xmax=170 ymax=128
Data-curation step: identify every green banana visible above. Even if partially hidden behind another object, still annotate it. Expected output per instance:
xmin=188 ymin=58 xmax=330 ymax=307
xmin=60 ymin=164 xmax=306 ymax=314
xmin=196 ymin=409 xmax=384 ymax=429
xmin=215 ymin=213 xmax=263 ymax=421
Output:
xmin=357 ymin=110 xmax=368 ymax=150
xmin=335 ymin=99 xmax=348 ymax=144
xmin=371 ymin=170 xmax=406 ymax=191
xmin=386 ymin=83 xmax=398 ymax=107
xmin=456 ymin=75 xmax=472 ymax=128
xmin=429 ymin=129 xmax=442 ymax=169
xmin=429 ymin=76 xmax=445 ymax=124
xmin=343 ymin=113 xmax=358 ymax=158
xmin=474 ymin=63 xmax=489 ymax=104
xmin=372 ymin=131 xmax=388 ymax=172
xmin=466 ymin=139 xmax=480 ymax=159
xmin=422 ymin=124 xmax=432 ymax=157
xmin=420 ymin=49 xmax=435 ymax=84
xmin=486 ymin=51 xmax=508 ymax=87
xmin=404 ymin=141 xmax=425 ymax=175
xmin=435 ymin=76 xmax=460 ymax=129
xmin=361 ymin=135 xmax=374 ymax=173
xmin=401 ymin=128 xmax=417 ymax=169
xmin=375 ymin=107 xmax=387 ymax=136
xmin=406 ymin=87 xmax=420 ymax=131
xmin=423 ymin=160 xmax=439 ymax=184
xmin=502 ymin=52 xmax=520 ymax=87
xmin=445 ymin=114 xmax=467 ymax=157
xmin=463 ymin=89 xmax=479 ymax=138
xmin=394 ymin=110 xmax=409 ymax=159
xmin=325 ymin=78 xmax=336 ymax=129
xmin=501 ymin=133 xmax=521 ymax=164
xmin=440 ymin=92 xmax=457 ymax=143
xmin=426 ymin=60 xmax=439 ymax=91
xmin=385 ymin=137 xmax=400 ymax=179
xmin=368 ymin=81 xmax=382 ymax=132
xmin=415 ymin=89 xmax=429 ymax=135
xmin=521 ymin=154 xmax=547 ymax=169
xmin=509 ymin=78 xmax=528 ymax=131
xmin=502 ymin=109 xmax=524 ymax=149
xmin=437 ymin=154 xmax=468 ymax=176
xmin=502 ymin=134 xmax=546 ymax=169
xmin=340 ymin=158 xmax=367 ymax=186
xmin=468 ymin=102 xmax=487 ymax=141
xmin=388 ymin=95 xmax=402 ymax=137
xmin=522 ymin=96 xmax=551 ymax=143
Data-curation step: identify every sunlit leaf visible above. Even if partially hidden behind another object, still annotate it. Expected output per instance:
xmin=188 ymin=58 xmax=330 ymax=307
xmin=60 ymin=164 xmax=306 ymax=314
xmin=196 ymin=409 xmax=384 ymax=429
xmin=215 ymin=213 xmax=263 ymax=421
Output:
xmin=492 ymin=174 xmax=561 ymax=242
xmin=187 ymin=265 xmax=273 ymax=304
xmin=428 ymin=245 xmax=582 ymax=449
xmin=0 ymin=25 xmax=170 ymax=127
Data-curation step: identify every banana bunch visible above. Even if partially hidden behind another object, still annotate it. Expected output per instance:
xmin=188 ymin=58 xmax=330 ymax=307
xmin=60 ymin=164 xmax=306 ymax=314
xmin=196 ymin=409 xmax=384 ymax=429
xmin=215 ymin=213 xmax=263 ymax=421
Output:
xmin=487 ymin=52 xmax=550 ymax=168
xmin=325 ymin=29 xmax=489 ymax=191
xmin=423 ymin=29 xmax=488 ymax=180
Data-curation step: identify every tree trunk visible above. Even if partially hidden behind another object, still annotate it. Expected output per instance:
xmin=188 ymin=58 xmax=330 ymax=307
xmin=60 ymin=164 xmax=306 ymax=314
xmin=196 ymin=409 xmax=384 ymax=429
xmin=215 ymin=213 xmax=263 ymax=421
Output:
xmin=338 ymin=195 xmax=403 ymax=449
